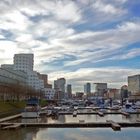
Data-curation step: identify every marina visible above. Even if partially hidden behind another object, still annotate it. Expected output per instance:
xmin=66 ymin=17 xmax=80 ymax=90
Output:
xmin=1 ymin=106 xmax=140 ymax=131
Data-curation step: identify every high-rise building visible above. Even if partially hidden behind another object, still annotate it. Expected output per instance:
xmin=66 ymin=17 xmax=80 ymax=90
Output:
xmin=94 ymin=83 xmax=107 ymax=97
xmin=54 ymin=78 xmax=66 ymax=99
xmin=14 ymin=53 xmax=34 ymax=72
xmin=121 ymin=85 xmax=128 ymax=99
xmin=54 ymin=78 xmax=66 ymax=93
xmin=128 ymin=75 xmax=140 ymax=95
xmin=14 ymin=53 xmax=44 ymax=91
xmin=84 ymin=83 xmax=91 ymax=94
xmin=67 ymin=84 xmax=72 ymax=98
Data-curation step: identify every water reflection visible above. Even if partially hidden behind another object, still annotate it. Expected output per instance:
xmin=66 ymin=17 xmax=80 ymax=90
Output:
xmin=0 ymin=128 xmax=39 ymax=140
xmin=0 ymin=128 xmax=140 ymax=140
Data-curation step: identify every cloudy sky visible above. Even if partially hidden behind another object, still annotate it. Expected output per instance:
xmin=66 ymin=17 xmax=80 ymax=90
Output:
xmin=0 ymin=0 xmax=140 ymax=92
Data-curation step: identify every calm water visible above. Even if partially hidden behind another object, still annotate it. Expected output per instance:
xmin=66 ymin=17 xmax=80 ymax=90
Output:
xmin=0 ymin=127 xmax=140 ymax=140
xmin=2 ymin=114 xmax=140 ymax=140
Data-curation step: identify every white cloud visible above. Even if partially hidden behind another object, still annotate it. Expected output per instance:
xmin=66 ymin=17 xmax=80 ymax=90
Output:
xmin=55 ymin=21 xmax=140 ymax=66
xmin=15 ymin=33 xmax=33 ymax=42
xmin=0 ymin=0 xmax=139 ymax=92
xmin=0 ymin=40 xmax=18 ymax=62
xmin=0 ymin=10 xmax=31 ymax=31
xmin=93 ymin=1 xmax=118 ymax=14
xmin=0 ymin=35 xmax=5 ymax=39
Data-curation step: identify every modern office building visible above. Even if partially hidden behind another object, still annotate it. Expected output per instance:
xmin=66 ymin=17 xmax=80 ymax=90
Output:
xmin=67 ymin=84 xmax=72 ymax=98
xmin=54 ymin=78 xmax=66 ymax=99
xmin=94 ymin=83 xmax=107 ymax=97
xmin=0 ymin=67 xmax=27 ymax=100
xmin=84 ymin=83 xmax=91 ymax=94
xmin=54 ymin=78 xmax=66 ymax=93
xmin=0 ymin=67 xmax=27 ymax=86
xmin=14 ymin=53 xmax=34 ymax=72
xmin=128 ymin=75 xmax=140 ymax=95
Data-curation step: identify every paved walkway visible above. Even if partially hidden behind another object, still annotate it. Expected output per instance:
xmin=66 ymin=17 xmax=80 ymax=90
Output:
xmin=0 ymin=113 xmax=21 ymax=123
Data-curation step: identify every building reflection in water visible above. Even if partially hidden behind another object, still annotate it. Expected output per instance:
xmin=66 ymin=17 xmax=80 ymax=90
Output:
xmin=58 ymin=115 xmax=66 ymax=123
xmin=0 ymin=127 xmax=40 ymax=140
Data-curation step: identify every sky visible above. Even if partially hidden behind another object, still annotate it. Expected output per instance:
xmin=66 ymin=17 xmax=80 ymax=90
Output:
xmin=0 ymin=0 xmax=140 ymax=92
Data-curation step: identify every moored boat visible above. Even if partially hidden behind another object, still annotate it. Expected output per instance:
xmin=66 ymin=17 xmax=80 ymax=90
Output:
xmin=22 ymin=98 xmax=41 ymax=118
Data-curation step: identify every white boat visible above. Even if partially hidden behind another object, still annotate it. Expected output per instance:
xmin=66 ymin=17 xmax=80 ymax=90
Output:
xmin=22 ymin=98 xmax=41 ymax=118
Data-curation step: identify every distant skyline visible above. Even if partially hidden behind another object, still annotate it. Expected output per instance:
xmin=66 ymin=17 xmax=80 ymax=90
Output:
xmin=0 ymin=0 xmax=140 ymax=92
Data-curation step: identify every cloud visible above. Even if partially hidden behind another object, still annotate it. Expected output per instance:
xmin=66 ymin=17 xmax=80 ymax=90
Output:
xmin=92 ymin=1 xmax=122 ymax=14
xmin=110 ymin=48 xmax=140 ymax=60
xmin=0 ymin=40 xmax=18 ymax=59
xmin=0 ymin=0 xmax=140 ymax=92
xmin=0 ymin=10 xmax=31 ymax=31
xmin=58 ymin=20 xmax=140 ymax=67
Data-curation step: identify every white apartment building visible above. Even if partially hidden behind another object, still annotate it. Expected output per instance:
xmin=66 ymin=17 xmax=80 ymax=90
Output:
xmin=13 ymin=53 xmax=45 ymax=91
xmin=43 ymin=88 xmax=55 ymax=100
xmin=0 ymin=53 xmax=51 ymax=97
xmin=14 ymin=53 xmax=34 ymax=72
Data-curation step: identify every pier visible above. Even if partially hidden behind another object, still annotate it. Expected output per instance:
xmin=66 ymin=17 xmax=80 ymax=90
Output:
xmin=121 ymin=111 xmax=130 ymax=117
xmin=97 ymin=111 xmax=104 ymax=117
xmin=0 ymin=106 xmax=140 ymax=131
xmin=1 ymin=122 xmax=140 ymax=130
xmin=2 ymin=123 xmax=21 ymax=130
xmin=0 ymin=114 xmax=21 ymax=123
xmin=106 ymin=120 xmax=121 ymax=131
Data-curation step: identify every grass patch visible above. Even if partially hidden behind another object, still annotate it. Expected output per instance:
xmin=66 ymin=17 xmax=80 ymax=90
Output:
xmin=39 ymin=100 xmax=48 ymax=107
xmin=0 ymin=101 xmax=26 ymax=112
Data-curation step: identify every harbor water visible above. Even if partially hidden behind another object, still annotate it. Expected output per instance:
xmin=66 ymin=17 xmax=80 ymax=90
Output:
xmin=0 ymin=127 xmax=140 ymax=140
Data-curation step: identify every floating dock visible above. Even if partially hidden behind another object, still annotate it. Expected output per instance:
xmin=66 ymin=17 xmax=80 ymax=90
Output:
xmin=106 ymin=120 xmax=121 ymax=131
xmin=121 ymin=111 xmax=130 ymax=117
xmin=0 ymin=114 xmax=21 ymax=123
xmin=2 ymin=123 xmax=21 ymax=130
xmin=97 ymin=111 xmax=104 ymax=117
xmin=1 ymin=122 xmax=140 ymax=130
